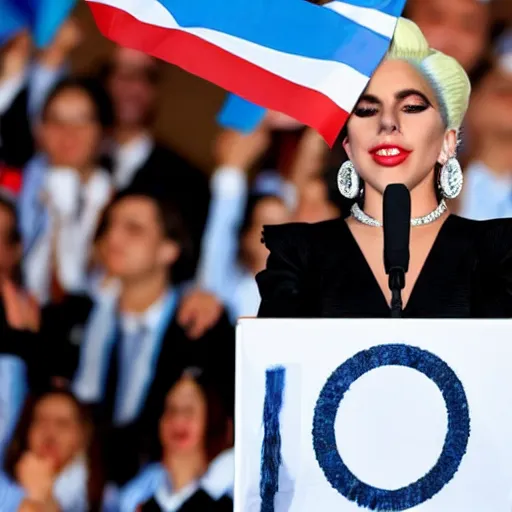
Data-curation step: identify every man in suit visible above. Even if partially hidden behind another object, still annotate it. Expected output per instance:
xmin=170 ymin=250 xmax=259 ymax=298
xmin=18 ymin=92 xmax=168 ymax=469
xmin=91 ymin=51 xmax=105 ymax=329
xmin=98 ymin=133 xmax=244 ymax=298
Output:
xmin=100 ymin=47 xmax=211 ymax=280
xmin=42 ymin=187 xmax=234 ymax=486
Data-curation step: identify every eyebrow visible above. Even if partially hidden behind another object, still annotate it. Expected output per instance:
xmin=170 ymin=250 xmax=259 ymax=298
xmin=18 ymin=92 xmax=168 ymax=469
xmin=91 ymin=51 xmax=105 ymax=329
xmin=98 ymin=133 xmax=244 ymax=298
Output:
xmin=357 ymin=89 xmax=433 ymax=105
xmin=395 ymin=89 xmax=432 ymax=104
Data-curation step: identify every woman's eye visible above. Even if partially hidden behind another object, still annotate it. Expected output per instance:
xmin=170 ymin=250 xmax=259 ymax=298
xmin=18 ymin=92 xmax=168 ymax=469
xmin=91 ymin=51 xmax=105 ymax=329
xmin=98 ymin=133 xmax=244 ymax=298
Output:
xmin=354 ymin=107 xmax=378 ymax=117
xmin=402 ymin=104 xmax=429 ymax=114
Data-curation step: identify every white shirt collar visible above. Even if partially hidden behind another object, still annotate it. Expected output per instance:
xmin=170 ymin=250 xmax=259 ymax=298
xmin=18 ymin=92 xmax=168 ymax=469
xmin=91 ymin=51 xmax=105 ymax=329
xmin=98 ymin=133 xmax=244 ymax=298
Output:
xmin=460 ymin=161 xmax=512 ymax=220
xmin=465 ymin=161 xmax=512 ymax=199
xmin=120 ymin=289 xmax=172 ymax=334
xmin=154 ymin=449 xmax=234 ymax=510
xmin=112 ymin=133 xmax=154 ymax=190
xmin=53 ymin=455 xmax=88 ymax=510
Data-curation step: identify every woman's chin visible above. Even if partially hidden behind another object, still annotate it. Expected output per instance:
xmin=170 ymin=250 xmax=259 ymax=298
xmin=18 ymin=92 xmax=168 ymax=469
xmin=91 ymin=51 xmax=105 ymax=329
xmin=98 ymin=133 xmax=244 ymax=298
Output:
xmin=166 ymin=439 xmax=198 ymax=455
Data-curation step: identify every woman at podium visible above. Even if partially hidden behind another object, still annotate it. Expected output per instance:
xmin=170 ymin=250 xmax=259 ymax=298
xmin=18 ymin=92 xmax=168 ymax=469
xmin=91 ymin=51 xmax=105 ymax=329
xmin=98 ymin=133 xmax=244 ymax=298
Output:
xmin=257 ymin=18 xmax=512 ymax=319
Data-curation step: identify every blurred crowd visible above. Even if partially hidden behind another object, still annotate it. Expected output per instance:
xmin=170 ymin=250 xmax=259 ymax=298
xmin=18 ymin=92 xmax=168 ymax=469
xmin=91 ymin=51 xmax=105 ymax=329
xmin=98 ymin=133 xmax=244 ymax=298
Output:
xmin=0 ymin=0 xmax=509 ymax=510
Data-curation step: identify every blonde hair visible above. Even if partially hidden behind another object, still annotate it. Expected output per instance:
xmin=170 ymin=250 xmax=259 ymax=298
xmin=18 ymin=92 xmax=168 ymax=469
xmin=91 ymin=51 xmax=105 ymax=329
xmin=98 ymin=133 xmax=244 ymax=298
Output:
xmin=385 ymin=18 xmax=471 ymax=131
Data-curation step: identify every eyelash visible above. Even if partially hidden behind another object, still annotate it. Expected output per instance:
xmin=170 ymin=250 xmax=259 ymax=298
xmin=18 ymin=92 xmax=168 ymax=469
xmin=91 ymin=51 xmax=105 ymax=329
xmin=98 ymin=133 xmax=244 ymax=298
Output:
xmin=354 ymin=104 xmax=429 ymax=117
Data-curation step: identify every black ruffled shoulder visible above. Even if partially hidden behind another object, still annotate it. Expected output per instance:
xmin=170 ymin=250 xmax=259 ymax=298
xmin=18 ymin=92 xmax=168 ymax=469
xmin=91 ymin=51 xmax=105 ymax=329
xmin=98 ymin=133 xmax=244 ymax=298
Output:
xmin=473 ymin=217 xmax=512 ymax=317
xmin=257 ymin=219 xmax=341 ymax=318
xmin=257 ymin=222 xmax=313 ymax=318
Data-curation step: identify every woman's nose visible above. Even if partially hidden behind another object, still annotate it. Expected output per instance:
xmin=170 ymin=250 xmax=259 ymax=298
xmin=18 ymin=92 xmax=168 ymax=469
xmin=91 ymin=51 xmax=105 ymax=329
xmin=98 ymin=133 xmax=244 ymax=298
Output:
xmin=378 ymin=110 xmax=400 ymax=135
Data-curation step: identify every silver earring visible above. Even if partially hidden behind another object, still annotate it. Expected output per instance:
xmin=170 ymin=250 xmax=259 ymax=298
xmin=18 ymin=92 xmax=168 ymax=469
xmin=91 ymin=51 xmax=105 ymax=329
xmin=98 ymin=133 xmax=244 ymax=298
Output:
xmin=439 ymin=157 xmax=463 ymax=199
xmin=337 ymin=160 xmax=360 ymax=199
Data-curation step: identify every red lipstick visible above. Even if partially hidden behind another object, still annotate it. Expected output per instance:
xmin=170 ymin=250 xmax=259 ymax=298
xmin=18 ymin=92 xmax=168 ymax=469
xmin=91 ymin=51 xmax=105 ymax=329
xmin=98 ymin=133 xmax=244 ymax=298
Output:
xmin=369 ymin=144 xmax=412 ymax=167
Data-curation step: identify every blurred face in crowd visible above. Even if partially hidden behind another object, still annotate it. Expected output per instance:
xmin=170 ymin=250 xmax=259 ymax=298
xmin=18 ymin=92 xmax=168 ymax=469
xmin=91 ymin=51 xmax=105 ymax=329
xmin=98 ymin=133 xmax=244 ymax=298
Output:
xmin=241 ymin=197 xmax=289 ymax=273
xmin=106 ymin=48 xmax=158 ymax=128
xmin=343 ymin=60 xmax=455 ymax=195
xmin=28 ymin=394 xmax=85 ymax=472
xmin=293 ymin=176 xmax=339 ymax=223
xmin=468 ymin=66 xmax=512 ymax=139
xmin=0 ymin=203 xmax=20 ymax=280
xmin=159 ymin=377 xmax=207 ymax=456
xmin=101 ymin=196 xmax=179 ymax=281
xmin=39 ymin=87 xmax=102 ymax=171
xmin=408 ymin=0 xmax=489 ymax=72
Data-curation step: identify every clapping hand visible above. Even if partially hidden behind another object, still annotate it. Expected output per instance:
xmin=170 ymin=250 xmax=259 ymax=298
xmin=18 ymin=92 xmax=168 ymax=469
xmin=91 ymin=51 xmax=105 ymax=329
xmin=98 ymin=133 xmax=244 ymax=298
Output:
xmin=2 ymin=279 xmax=40 ymax=332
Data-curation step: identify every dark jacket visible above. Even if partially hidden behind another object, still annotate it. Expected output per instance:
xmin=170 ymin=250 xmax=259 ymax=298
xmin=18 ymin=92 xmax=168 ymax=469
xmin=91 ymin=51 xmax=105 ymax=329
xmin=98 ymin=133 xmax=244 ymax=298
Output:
xmin=42 ymin=292 xmax=235 ymax=485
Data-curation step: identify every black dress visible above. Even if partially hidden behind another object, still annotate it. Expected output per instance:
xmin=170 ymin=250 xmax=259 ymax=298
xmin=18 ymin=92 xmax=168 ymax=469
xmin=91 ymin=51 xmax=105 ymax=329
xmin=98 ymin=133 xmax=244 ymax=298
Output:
xmin=257 ymin=215 xmax=512 ymax=319
xmin=140 ymin=492 xmax=233 ymax=512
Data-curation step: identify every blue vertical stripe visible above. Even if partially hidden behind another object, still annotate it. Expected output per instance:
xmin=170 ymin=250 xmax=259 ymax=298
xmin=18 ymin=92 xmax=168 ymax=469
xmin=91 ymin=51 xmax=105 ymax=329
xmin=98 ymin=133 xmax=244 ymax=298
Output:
xmin=260 ymin=366 xmax=286 ymax=512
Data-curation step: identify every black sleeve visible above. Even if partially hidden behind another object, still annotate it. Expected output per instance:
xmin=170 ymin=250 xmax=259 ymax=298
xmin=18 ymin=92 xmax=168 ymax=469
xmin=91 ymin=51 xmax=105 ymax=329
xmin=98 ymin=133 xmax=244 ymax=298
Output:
xmin=202 ymin=312 xmax=235 ymax=417
xmin=473 ymin=218 xmax=512 ymax=318
xmin=256 ymin=223 xmax=313 ymax=318
xmin=40 ymin=295 xmax=94 ymax=380
xmin=0 ymin=87 xmax=35 ymax=168
xmin=0 ymin=325 xmax=49 ymax=392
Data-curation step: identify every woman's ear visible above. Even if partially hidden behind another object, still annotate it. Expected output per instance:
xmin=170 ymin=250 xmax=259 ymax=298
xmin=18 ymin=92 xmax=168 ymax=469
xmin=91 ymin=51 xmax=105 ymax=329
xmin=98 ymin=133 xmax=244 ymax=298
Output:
xmin=159 ymin=240 xmax=180 ymax=267
xmin=342 ymin=136 xmax=352 ymax=161
xmin=437 ymin=130 xmax=458 ymax=165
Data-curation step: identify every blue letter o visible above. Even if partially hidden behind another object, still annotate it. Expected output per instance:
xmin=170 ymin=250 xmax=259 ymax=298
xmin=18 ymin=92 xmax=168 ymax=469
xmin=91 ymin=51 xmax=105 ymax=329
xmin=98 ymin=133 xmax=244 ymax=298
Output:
xmin=312 ymin=344 xmax=470 ymax=510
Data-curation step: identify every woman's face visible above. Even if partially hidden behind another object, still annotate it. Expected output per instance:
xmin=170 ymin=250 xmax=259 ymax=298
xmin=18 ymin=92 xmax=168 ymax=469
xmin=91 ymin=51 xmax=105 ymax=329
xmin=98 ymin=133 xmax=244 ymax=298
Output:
xmin=242 ymin=197 xmax=289 ymax=270
xmin=408 ymin=0 xmax=488 ymax=73
xmin=27 ymin=395 xmax=85 ymax=471
xmin=159 ymin=377 xmax=207 ymax=456
xmin=39 ymin=87 xmax=102 ymax=171
xmin=343 ymin=59 xmax=456 ymax=195
xmin=467 ymin=67 xmax=512 ymax=139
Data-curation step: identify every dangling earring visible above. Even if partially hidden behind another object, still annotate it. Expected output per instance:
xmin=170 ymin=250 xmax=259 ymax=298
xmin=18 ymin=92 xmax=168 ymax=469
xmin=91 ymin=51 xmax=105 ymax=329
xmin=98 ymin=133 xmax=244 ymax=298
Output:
xmin=337 ymin=160 xmax=360 ymax=199
xmin=439 ymin=157 xmax=463 ymax=199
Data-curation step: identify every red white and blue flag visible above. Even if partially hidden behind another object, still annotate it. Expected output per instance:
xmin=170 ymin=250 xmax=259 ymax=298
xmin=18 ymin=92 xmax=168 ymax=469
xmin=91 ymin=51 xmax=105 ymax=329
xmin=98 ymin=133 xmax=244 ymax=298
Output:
xmin=86 ymin=0 xmax=406 ymax=146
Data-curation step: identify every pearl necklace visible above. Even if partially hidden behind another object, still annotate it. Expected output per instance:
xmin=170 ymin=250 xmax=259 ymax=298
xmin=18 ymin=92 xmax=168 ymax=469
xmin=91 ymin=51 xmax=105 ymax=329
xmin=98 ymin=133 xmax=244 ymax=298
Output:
xmin=350 ymin=199 xmax=448 ymax=227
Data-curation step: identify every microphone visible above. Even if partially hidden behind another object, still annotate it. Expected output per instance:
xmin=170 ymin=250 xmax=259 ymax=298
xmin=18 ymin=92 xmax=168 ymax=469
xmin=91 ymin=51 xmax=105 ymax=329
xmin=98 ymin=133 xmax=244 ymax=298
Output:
xmin=383 ymin=184 xmax=411 ymax=318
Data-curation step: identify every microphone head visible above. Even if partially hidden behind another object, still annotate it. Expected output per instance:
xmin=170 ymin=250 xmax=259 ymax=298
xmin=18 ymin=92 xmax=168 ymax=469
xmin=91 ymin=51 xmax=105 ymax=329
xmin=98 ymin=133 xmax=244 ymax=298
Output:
xmin=383 ymin=184 xmax=411 ymax=274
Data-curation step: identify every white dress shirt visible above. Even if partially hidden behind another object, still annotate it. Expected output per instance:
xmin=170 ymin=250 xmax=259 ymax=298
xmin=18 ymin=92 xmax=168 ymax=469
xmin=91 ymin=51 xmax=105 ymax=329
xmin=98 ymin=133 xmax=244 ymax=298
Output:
xmin=114 ymin=291 xmax=176 ymax=425
xmin=23 ymin=167 xmax=112 ymax=304
xmin=111 ymin=133 xmax=154 ymax=190
xmin=459 ymin=161 xmax=512 ymax=221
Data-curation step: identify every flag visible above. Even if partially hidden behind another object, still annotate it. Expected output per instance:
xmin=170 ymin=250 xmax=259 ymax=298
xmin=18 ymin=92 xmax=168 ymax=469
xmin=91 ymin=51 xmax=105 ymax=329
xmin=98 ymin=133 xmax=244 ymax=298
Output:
xmin=0 ymin=0 xmax=76 ymax=48
xmin=217 ymin=95 xmax=267 ymax=133
xmin=86 ymin=0 xmax=406 ymax=146
xmin=0 ymin=0 xmax=25 ymax=46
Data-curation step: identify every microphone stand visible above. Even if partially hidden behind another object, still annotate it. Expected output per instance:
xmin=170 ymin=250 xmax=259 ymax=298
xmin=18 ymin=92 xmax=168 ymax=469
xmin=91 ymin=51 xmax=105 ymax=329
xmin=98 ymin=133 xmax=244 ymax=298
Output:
xmin=388 ymin=268 xmax=405 ymax=318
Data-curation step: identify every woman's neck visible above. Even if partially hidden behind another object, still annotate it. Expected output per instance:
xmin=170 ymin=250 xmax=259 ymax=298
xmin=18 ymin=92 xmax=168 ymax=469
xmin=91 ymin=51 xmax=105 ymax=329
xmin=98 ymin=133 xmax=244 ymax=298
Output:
xmin=118 ymin=271 xmax=169 ymax=314
xmin=474 ymin=137 xmax=512 ymax=175
xmin=163 ymin=451 xmax=207 ymax=492
xmin=362 ymin=174 xmax=439 ymax=223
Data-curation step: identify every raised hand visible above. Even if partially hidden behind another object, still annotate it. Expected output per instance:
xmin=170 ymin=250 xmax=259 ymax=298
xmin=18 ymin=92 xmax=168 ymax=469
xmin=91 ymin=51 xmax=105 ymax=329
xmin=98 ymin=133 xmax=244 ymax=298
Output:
xmin=214 ymin=125 xmax=271 ymax=171
xmin=38 ymin=17 xmax=83 ymax=69
xmin=0 ymin=31 xmax=31 ymax=80
xmin=2 ymin=279 xmax=41 ymax=332
xmin=16 ymin=452 xmax=55 ymax=504
xmin=177 ymin=289 xmax=224 ymax=340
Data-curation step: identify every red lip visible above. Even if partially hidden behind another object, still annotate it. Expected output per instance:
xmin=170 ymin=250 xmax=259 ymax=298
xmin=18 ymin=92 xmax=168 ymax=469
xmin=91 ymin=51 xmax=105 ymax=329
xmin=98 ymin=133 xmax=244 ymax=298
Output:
xmin=369 ymin=144 xmax=412 ymax=167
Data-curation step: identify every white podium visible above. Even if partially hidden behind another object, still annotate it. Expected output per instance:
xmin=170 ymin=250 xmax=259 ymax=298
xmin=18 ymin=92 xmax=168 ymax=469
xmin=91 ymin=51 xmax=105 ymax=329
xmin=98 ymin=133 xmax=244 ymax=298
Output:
xmin=235 ymin=318 xmax=512 ymax=512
